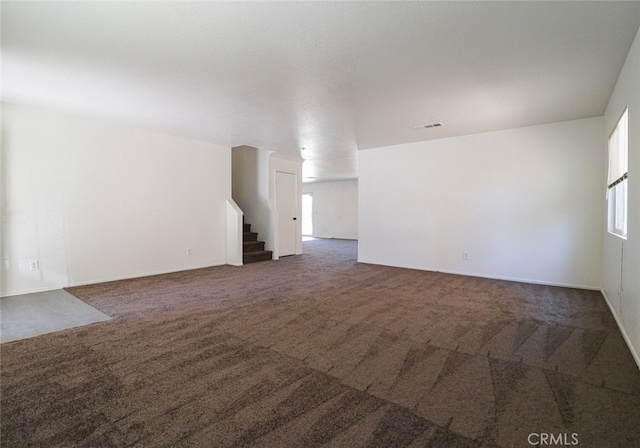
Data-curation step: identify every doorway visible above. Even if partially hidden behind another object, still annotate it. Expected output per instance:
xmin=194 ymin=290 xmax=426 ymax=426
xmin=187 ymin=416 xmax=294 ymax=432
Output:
xmin=302 ymin=193 xmax=313 ymax=236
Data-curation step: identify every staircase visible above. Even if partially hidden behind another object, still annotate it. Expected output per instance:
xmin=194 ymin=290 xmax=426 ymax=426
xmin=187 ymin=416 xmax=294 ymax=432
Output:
xmin=243 ymin=221 xmax=273 ymax=264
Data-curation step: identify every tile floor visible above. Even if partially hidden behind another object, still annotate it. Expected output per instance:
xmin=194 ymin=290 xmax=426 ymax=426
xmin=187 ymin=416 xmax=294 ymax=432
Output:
xmin=0 ymin=289 xmax=111 ymax=343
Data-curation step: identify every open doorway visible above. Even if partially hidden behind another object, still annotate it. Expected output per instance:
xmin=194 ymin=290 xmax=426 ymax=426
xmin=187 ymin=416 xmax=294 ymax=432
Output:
xmin=302 ymin=193 xmax=313 ymax=237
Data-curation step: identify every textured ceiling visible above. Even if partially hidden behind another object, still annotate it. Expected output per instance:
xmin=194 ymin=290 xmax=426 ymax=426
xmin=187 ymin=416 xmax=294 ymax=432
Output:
xmin=3 ymin=1 xmax=640 ymax=182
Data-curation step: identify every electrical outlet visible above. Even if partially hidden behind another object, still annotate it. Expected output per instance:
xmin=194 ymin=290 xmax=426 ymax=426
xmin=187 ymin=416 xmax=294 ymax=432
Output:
xmin=187 ymin=248 xmax=192 ymax=256
xmin=462 ymin=252 xmax=469 ymax=261
xmin=29 ymin=260 xmax=40 ymax=271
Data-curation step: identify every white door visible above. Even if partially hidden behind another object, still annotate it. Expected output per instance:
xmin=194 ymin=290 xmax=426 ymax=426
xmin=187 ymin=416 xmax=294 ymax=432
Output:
xmin=276 ymin=171 xmax=298 ymax=256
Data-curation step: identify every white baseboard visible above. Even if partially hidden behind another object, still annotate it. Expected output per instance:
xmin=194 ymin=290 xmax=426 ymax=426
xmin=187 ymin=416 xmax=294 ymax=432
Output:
xmin=0 ymin=285 xmax=67 ymax=298
xmin=1 ymin=263 xmax=227 ymax=298
xmin=356 ymin=259 xmax=600 ymax=291
xmin=601 ymin=288 xmax=640 ymax=370
xmin=437 ymin=268 xmax=600 ymax=291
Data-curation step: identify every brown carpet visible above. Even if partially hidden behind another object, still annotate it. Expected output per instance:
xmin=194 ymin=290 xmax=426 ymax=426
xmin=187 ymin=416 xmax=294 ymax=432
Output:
xmin=1 ymin=239 xmax=639 ymax=447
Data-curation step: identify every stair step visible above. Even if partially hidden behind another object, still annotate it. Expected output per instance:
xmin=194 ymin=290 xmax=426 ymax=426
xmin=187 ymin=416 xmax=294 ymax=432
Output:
xmin=243 ymin=232 xmax=258 ymax=242
xmin=243 ymin=250 xmax=273 ymax=264
xmin=240 ymin=222 xmax=272 ymax=264
xmin=243 ymin=240 xmax=265 ymax=252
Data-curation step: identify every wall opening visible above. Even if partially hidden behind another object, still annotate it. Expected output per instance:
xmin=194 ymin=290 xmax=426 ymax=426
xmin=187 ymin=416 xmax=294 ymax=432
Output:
xmin=302 ymin=193 xmax=313 ymax=236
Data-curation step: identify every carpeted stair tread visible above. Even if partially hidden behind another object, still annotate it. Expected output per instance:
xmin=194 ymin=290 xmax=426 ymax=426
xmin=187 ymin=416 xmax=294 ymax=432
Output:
xmin=243 ymin=241 xmax=265 ymax=252
xmin=243 ymin=232 xmax=258 ymax=242
xmin=243 ymin=250 xmax=273 ymax=263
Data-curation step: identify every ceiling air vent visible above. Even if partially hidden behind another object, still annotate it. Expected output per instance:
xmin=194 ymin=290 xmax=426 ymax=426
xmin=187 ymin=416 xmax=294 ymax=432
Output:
xmin=414 ymin=122 xmax=444 ymax=129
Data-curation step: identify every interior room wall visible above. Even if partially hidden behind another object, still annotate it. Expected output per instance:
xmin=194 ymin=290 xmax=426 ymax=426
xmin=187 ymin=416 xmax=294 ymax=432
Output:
xmin=302 ymin=180 xmax=358 ymax=240
xmin=602 ymin=27 xmax=640 ymax=366
xmin=359 ymin=117 xmax=604 ymax=290
xmin=1 ymin=103 xmax=231 ymax=296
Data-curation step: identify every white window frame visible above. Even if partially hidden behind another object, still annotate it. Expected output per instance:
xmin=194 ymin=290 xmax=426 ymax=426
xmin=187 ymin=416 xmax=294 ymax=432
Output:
xmin=607 ymin=108 xmax=629 ymax=239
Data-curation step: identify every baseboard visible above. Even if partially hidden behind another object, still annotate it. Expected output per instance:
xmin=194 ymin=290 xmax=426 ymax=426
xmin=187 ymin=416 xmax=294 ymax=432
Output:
xmin=1 ymin=263 xmax=227 ymax=298
xmin=356 ymin=259 xmax=600 ymax=291
xmin=438 ymin=268 xmax=600 ymax=291
xmin=66 ymin=263 xmax=227 ymax=288
xmin=308 ymin=236 xmax=358 ymax=241
xmin=601 ymin=288 xmax=640 ymax=370
xmin=1 ymin=285 xmax=67 ymax=298
xmin=309 ymin=236 xmax=358 ymax=241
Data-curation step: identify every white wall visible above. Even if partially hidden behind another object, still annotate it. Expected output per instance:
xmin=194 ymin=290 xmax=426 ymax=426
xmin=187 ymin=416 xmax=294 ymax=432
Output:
xmin=1 ymin=103 xmax=231 ymax=296
xmin=603 ymin=27 xmax=640 ymax=366
xmin=359 ymin=117 xmax=604 ymax=289
xmin=302 ymin=180 xmax=358 ymax=239
xmin=226 ymin=199 xmax=243 ymax=266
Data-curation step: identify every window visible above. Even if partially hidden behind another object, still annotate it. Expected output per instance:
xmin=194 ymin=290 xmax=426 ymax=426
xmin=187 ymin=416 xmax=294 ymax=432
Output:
xmin=607 ymin=108 xmax=628 ymax=239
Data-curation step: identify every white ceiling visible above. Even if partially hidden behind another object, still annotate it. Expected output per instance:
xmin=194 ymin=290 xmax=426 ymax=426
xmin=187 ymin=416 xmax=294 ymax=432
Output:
xmin=3 ymin=1 xmax=640 ymax=182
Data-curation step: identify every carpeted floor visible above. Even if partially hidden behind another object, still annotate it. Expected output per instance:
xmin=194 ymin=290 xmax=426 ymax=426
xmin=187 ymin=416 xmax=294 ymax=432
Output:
xmin=1 ymin=239 xmax=639 ymax=447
